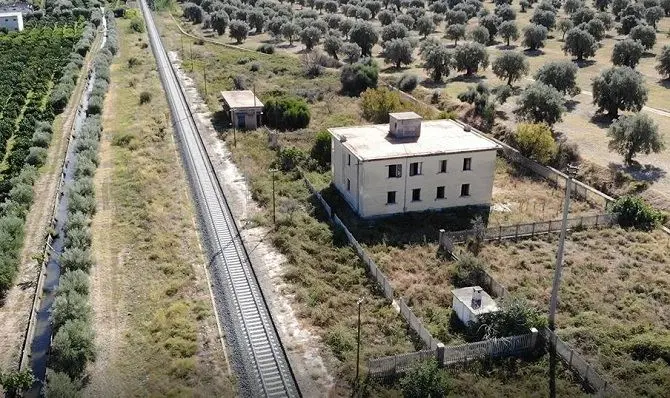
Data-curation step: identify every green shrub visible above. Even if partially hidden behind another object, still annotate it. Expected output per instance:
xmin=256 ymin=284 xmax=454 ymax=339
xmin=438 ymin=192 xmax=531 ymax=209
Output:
xmin=25 ymin=147 xmax=48 ymax=167
xmin=0 ymin=369 xmax=35 ymax=397
xmin=513 ymin=123 xmax=558 ymax=164
xmin=65 ymin=226 xmax=92 ymax=250
xmin=139 ymin=91 xmax=152 ymax=104
xmin=610 ymin=196 xmax=665 ymax=230
xmin=60 ymin=247 xmax=94 ymax=272
xmin=400 ymin=359 xmax=449 ymax=398
xmin=50 ymin=291 xmax=91 ymax=332
xmin=340 ymin=58 xmax=379 ymax=96
xmin=256 ymin=43 xmax=275 ymax=54
xmin=360 ymin=87 xmax=401 ymax=123
xmin=129 ymin=17 xmax=145 ymax=33
xmin=452 ymin=254 xmax=486 ymax=287
xmin=310 ymin=131 xmax=331 ymax=169
xmin=50 ymin=319 xmax=96 ymax=379
xmin=325 ymin=324 xmax=355 ymax=361
xmin=58 ymin=270 xmax=90 ymax=296
xmin=263 ymin=95 xmax=310 ymax=130
xmin=469 ymin=298 xmax=547 ymax=339
xmin=277 ymin=147 xmax=306 ymax=172
xmin=45 ymin=370 xmax=81 ymax=398
xmin=398 ymin=73 xmax=419 ymax=92
xmin=628 ymin=333 xmax=670 ymax=363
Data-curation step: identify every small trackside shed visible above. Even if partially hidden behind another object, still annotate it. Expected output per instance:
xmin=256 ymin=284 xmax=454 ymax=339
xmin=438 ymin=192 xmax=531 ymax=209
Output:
xmin=0 ymin=12 xmax=23 ymax=31
xmin=220 ymin=90 xmax=264 ymax=130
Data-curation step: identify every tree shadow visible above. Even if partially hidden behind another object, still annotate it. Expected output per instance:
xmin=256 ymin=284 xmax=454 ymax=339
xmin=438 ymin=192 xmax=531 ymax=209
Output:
xmin=495 ymin=110 xmax=509 ymax=120
xmin=574 ymin=59 xmax=596 ymax=68
xmin=659 ymin=79 xmax=670 ymax=88
xmin=496 ymin=44 xmax=518 ymax=50
xmin=450 ymin=74 xmax=487 ymax=83
xmin=523 ymin=49 xmax=545 ymax=57
xmin=420 ymin=79 xmax=447 ymax=89
xmin=590 ymin=113 xmax=615 ymax=128
xmin=564 ymin=99 xmax=580 ymax=111
xmin=641 ymin=51 xmax=656 ymax=58
xmin=277 ymin=43 xmax=297 ymax=49
xmin=210 ymin=110 xmax=231 ymax=134
xmin=608 ymin=162 xmax=667 ymax=183
xmin=381 ymin=65 xmax=411 ymax=73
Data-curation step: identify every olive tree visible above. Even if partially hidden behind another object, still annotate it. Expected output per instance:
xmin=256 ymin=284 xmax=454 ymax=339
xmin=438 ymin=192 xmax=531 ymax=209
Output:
xmin=228 ymin=20 xmax=250 ymax=43
xmin=323 ymin=35 xmax=343 ymax=59
xmin=522 ymin=24 xmax=548 ymax=51
xmin=607 ymin=113 xmax=665 ymax=164
xmin=629 ymin=25 xmax=656 ymax=50
xmin=492 ymin=51 xmax=528 ymax=85
xmin=415 ymin=15 xmax=435 ymax=38
xmin=556 ymin=18 xmax=573 ymax=40
xmin=479 ymin=14 xmax=500 ymax=43
xmin=282 ymin=22 xmax=300 ymax=45
xmin=531 ymin=9 xmax=557 ymax=30
xmin=657 ymin=45 xmax=670 ymax=79
xmin=515 ymin=82 xmax=566 ymax=125
xmin=383 ymin=38 xmax=414 ymax=68
xmin=592 ymin=66 xmax=648 ymax=118
xmin=349 ymin=21 xmax=378 ymax=56
xmin=611 ymin=38 xmax=644 ymax=68
xmin=469 ymin=25 xmax=490 ymax=44
xmin=342 ymin=42 xmax=362 ymax=63
xmin=453 ymin=42 xmax=489 ymax=76
xmin=498 ymin=20 xmax=519 ymax=46
xmin=381 ymin=22 xmax=408 ymax=42
xmin=300 ymin=26 xmax=322 ymax=50
xmin=445 ymin=23 xmax=466 ymax=45
xmin=563 ymin=28 xmax=597 ymax=60
xmin=211 ymin=10 xmax=229 ymax=35
xmin=422 ymin=43 xmax=452 ymax=82
xmin=645 ymin=6 xmax=664 ymax=28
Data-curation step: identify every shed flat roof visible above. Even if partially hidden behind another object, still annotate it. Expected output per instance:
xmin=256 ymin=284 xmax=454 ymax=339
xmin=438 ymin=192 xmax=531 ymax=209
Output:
xmin=452 ymin=286 xmax=499 ymax=315
xmin=0 ymin=11 xmax=22 ymax=17
xmin=329 ymin=119 xmax=501 ymax=161
xmin=220 ymin=90 xmax=263 ymax=109
xmin=390 ymin=111 xmax=422 ymax=120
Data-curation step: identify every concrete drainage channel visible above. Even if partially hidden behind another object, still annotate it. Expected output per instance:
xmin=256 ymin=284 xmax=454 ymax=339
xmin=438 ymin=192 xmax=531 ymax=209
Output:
xmin=20 ymin=12 xmax=107 ymax=397
xmin=140 ymin=1 xmax=300 ymax=396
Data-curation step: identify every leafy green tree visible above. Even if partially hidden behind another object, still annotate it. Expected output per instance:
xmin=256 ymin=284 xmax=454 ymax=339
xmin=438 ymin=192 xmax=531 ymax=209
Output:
xmin=310 ymin=130 xmax=332 ymax=168
xmin=248 ymin=9 xmax=266 ymax=33
xmin=515 ymin=82 xmax=566 ymax=125
xmin=340 ymin=58 xmax=379 ymax=95
xmin=324 ymin=0 xmax=338 ymax=13
xmin=556 ymin=18 xmax=574 ymax=40
xmin=445 ymin=9 xmax=468 ymax=25
xmin=618 ymin=15 xmax=640 ymax=35
xmin=263 ymin=95 xmax=311 ymax=130
xmin=607 ymin=113 xmax=664 ymax=164
xmin=657 ymin=45 xmax=670 ymax=79
xmin=349 ymin=21 xmax=378 ymax=56
xmin=563 ymin=28 xmax=597 ymax=60
xmin=400 ymin=359 xmax=449 ymax=398
xmin=0 ymin=369 xmax=35 ymax=397
xmin=445 ymin=23 xmax=466 ymax=45
xmin=381 ymin=22 xmax=408 ymax=43
xmin=584 ymin=18 xmax=605 ymax=42
xmin=479 ymin=14 xmax=501 ymax=43
xmin=531 ymin=9 xmax=556 ymax=30
xmin=492 ymin=51 xmax=528 ymax=85
xmin=495 ymin=4 xmax=516 ymax=21
xmin=469 ymin=25 xmax=490 ymax=45
xmin=282 ymin=22 xmax=300 ymax=45
xmin=360 ymin=87 xmax=402 ymax=123
xmin=228 ymin=20 xmax=250 ymax=43
xmin=564 ymin=0 xmax=584 ymax=14
xmin=612 ymin=38 xmax=644 ymax=68
xmin=415 ymin=15 xmax=435 ymax=38
xmin=498 ymin=20 xmax=519 ymax=46
xmin=383 ymin=38 xmax=414 ymax=69
xmin=342 ymin=42 xmax=362 ymax=63
xmin=45 ymin=371 xmax=81 ymax=398
xmin=592 ymin=66 xmax=648 ymax=118
xmin=629 ymin=25 xmax=656 ymax=50
xmin=514 ymin=122 xmax=558 ymax=163
xmin=377 ymin=9 xmax=394 ymax=26
xmin=645 ymin=6 xmax=664 ymax=28
xmin=595 ymin=0 xmax=611 ymax=11
xmin=50 ymin=319 xmax=96 ymax=379
xmin=534 ymin=60 xmax=579 ymax=95
xmin=323 ymin=35 xmax=343 ymax=59
xmin=522 ymin=23 xmax=548 ymax=50
xmin=211 ymin=10 xmax=229 ymax=35
xmin=458 ymin=83 xmax=497 ymax=126
xmin=453 ymin=42 xmax=489 ymax=75
xmin=596 ymin=11 xmax=614 ymax=30
xmin=570 ymin=6 xmax=595 ymax=25
xmin=300 ymin=26 xmax=322 ymax=50
xmin=422 ymin=44 xmax=452 ymax=82
xmin=610 ymin=196 xmax=665 ymax=230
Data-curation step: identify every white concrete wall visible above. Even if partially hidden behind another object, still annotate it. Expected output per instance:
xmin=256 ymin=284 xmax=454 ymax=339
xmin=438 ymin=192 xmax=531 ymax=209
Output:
xmin=0 ymin=13 xmax=22 ymax=31
xmin=231 ymin=108 xmax=261 ymax=130
xmin=331 ymin=136 xmax=361 ymax=212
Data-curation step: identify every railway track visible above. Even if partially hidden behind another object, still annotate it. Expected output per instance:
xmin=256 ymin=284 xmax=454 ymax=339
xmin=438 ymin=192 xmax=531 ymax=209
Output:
xmin=139 ymin=1 xmax=300 ymax=396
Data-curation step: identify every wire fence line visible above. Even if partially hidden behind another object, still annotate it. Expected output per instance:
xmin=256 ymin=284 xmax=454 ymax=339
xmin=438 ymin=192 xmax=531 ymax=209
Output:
xmin=438 ymin=213 xmax=615 ymax=245
xmin=301 ymin=173 xmax=439 ymax=351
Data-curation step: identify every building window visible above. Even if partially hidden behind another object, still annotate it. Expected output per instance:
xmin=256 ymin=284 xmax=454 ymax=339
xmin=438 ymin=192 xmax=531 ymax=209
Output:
xmin=436 ymin=186 xmax=445 ymax=199
xmin=409 ymin=162 xmax=422 ymax=176
xmin=347 ymin=154 xmax=351 ymax=166
xmin=346 ymin=178 xmax=351 ymax=191
xmin=463 ymin=157 xmax=472 ymax=171
xmin=387 ymin=191 xmax=396 ymax=204
xmin=461 ymin=184 xmax=470 ymax=197
xmin=388 ymin=164 xmax=402 ymax=178
xmin=412 ymin=188 xmax=421 ymax=202
xmin=439 ymin=159 xmax=447 ymax=173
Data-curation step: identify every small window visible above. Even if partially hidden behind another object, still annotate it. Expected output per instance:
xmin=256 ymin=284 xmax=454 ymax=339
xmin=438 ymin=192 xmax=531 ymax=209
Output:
xmin=463 ymin=157 xmax=472 ymax=171
xmin=461 ymin=184 xmax=470 ymax=197
xmin=436 ymin=186 xmax=445 ymax=199
xmin=412 ymin=188 xmax=421 ymax=202
xmin=346 ymin=178 xmax=351 ymax=191
xmin=388 ymin=164 xmax=402 ymax=178
xmin=387 ymin=191 xmax=396 ymax=204
xmin=439 ymin=159 xmax=447 ymax=173
xmin=409 ymin=162 xmax=422 ymax=176
xmin=347 ymin=154 xmax=351 ymax=166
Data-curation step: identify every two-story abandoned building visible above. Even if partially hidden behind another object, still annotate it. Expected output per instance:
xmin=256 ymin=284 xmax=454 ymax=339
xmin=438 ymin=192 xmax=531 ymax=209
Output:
xmin=328 ymin=112 xmax=500 ymax=218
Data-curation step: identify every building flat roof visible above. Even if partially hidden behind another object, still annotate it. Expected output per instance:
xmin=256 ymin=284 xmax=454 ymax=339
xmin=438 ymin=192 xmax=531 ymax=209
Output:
xmin=390 ymin=111 xmax=422 ymax=120
xmin=329 ymin=119 xmax=501 ymax=161
xmin=452 ymin=286 xmax=499 ymax=315
xmin=220 ymin=90 xmax=263 ymax=109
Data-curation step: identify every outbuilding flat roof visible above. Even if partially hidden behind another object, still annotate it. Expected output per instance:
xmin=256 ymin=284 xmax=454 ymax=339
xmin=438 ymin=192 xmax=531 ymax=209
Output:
xmin=329 ymin=119 xmax=501 ymax=161
xmin=0 ymin=11 xmax=22 ymax=17
xmin=220 ymin=90 xmax=263 ymax=109
xmin=451 ymin=286 xmax=499 ymax=315
xmin=389 ymin=111 xmax=422 ymax=120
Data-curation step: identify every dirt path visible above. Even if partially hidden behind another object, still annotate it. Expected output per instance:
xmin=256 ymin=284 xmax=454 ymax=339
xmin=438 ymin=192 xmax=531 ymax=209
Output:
xmin=169 ymin=50 xmax=336 ymax=396
xmin=0 ymin=31 xmax=101 ymax=371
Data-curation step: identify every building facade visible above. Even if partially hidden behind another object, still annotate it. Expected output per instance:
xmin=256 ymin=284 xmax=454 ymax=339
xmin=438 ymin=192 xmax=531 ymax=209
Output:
xmin=0 ymin=12 xmax=23 ymax=31
xmin=220 ymin=90 xmax=263 ymax=130
xmin=329 ymin=113 xmax=500 ymax=218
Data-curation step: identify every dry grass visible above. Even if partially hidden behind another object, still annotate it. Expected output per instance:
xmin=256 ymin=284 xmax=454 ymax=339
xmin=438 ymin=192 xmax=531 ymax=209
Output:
xmin=477 ymin=227 xmax=670 ymax=396
xmin=85 ymin=16 xmax=234 ymax=397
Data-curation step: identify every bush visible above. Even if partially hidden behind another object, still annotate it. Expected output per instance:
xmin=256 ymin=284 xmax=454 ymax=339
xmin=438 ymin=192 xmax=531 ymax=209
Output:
xmin=398 ymin=73 xmax=418 ymax=92
xmin=50 ymin=291 xmax=91 ymax=331
xmin=256 ymin=43 xmax=275 ymax=54
xmin=310 ymin=130 xmax=331 ymax=169
xmin=60 ymin=247 xmax=94 ymax=272
xmin=25 ymin=147 xmax=48 ymax=167
xmin=340 ymin=58 xmax=379 ymax=96
xmin=469 ymin=298 xmax=547 ymax=339
xmin=58 ymin=270 xmax=90 ymax=296
xmin=452 ymin=254 xmax=486 ymax=287
xmin=628 ymin=333 xmax=670 ymax=362
xmin=263 ymin=95 xmax=310 ymax=130
xmin=50 ymin=319 xmax=96 ymax=379
xmin=400 ymin=359 xmax=449 ymax=398
xmin=514 ymin=123 xmax=558 ymax=164
xmin=45 ymin=371 xmax=81 ymax=398
xmin=277 ymin=147 xmax=306 ymax=172
xmin=139 ymin=91 xmax=152 ymax=105
xmin=129 ymin=17 xmax=145 ymax=33
xmin=360 ymin=87 xmax=401 ymax=123
xmin=610 ymin=196 xmax=665 ymax=230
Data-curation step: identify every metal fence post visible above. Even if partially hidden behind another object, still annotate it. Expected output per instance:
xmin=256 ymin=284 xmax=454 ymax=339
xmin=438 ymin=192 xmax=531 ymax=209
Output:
xmin=531 ymin=222 xmax=535 ymax=237
xmin=439 ymin=229 xmax=445 ymax=250
xmin=569 ymin=349 xmax=574 ymax=367
xmin=436 ymin=343 xmax=445 ymax=365
xmin=529 ymin=327 xmax=538 ymax=349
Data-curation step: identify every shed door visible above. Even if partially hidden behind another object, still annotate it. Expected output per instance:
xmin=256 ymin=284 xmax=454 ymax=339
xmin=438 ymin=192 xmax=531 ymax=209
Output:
xmin=237 ymin=113 xmax=246 ymax=128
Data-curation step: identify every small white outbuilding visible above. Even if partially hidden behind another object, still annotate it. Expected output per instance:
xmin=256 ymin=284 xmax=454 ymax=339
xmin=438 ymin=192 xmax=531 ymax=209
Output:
xmin=451 ymin=286 xmax=499 ymax=325
xmin=0 ymin=12 xmax=23 ymax=31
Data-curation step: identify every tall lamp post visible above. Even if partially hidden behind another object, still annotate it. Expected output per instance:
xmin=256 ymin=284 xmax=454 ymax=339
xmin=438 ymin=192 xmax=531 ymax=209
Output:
xmin=355 ymin=297 xmax=364 ymax=386
xmin=548 ymin=164 xmax=579 ymax=331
